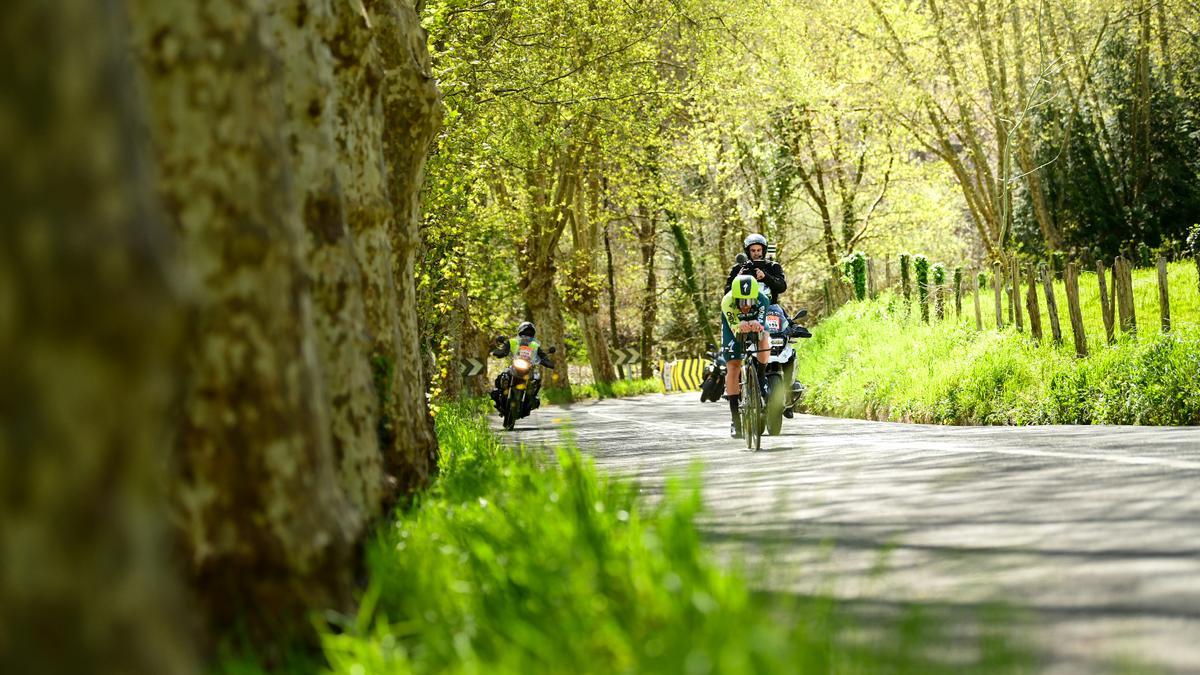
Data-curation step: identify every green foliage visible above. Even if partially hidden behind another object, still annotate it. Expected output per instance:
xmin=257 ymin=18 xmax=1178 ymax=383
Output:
xmin=794 ymin=262 xmax=1200 ymax=425
xmin=978 ymin=271 xmax=987 ymax=291
xmin=308 ymin=401 xmax=1029 ymax=674
xmin=1015 ymin=27 xmax=1200 ymax=260
xmin=543 ymin=378 xmax=664 ymax=405
xmin=914 ymin=255 xmax=930 ymax=323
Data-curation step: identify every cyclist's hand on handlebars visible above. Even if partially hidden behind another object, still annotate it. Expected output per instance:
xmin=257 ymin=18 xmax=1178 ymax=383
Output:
xmin=737 ymin=320 xmax=763 ymax=333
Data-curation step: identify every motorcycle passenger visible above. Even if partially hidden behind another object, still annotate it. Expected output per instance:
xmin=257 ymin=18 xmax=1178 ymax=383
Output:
xmin=489 ymin=321 xmax=556 ymax=414
xmin=720 ymin=275 xmax=772 ymax=438
xmin=726 ymin=233 xmax=787 ymax=300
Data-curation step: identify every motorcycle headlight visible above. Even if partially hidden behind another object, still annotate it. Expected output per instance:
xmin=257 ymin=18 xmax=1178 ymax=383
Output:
xmin=512 ymin=358 xmax=532 ymax=376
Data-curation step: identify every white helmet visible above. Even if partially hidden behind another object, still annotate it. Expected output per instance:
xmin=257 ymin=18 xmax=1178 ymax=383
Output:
xmin=743 ymin=233 xmax=768 ymax=258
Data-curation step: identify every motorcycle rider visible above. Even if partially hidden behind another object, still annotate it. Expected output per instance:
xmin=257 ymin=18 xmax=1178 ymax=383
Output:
xmin=726 ymin=233 xmax=787 ymax=300
xmin=489 ymin=321 xmax=556 ymax=413
xmin=720 ymin=275 xmax=772 ymax=438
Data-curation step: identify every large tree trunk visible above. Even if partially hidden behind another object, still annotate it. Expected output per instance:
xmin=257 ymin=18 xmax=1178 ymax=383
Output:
xmin=130 ymin=0 xmax=361 ymax=645
xmin=638 ymin=207 xmax=659 ymax=379
xmin=270 ymin=0 xmax=385 ymax=524
xmin=669 ymin=215 xmax=717 ymax=350
xmin=566 ymin=169 xmax=616 ymax=384
xmin=1 ymin=2 xmax=195 ymax=672
xmin=518 ymin=146 xmax=583 ymax=391
xmin=335 ymin=0 xmax=442 ymax=494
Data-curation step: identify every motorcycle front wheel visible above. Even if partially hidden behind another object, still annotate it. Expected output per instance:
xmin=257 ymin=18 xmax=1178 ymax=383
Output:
xmin=503 ymin=388 xmax=520 ymax=430
xmin=765 ymin=372 xmax=785 ymax=436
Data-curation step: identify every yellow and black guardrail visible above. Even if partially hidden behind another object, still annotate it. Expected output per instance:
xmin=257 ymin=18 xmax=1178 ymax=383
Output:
xmin=659 ymin=358 xmax=705 ymax=392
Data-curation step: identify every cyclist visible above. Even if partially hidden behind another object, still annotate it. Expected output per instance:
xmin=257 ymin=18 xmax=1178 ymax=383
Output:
xmin=720 ymin=274 xmax=771 ymax=438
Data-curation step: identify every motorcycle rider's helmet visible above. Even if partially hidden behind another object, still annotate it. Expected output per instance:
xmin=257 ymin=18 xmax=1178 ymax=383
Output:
xmin=517 ymin=321 xmax=536 ymax=338
xmin=743 ymin=233 xmax=768 ymax=260
xmin=731 ymin=274 xmax=759 ymax=313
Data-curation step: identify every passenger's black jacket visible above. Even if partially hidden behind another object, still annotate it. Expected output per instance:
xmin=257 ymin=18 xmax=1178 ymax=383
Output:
xmin=726 ymin=259 xmax=787 ymax=299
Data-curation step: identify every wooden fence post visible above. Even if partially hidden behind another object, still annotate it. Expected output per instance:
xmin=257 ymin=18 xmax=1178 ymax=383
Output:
xmin=1096 ymin=260 xmax=1115 ymax=344
xmin=1115 ymin=256 xmax=1136 ymax=335
xmin=973 ymin=270 xmax=982 ymax=330
xmin=823 ymin=280 xmax=832 ymax=313
xmin=868 ymin=257 xmax=877 ymax=299
xmin=885 ymin=259 xmax=893 ymax=289
xmin=1025 ymin=265 xmax=1043 ymax=341
xmin=1041 ymin=263 xmax=1062 ymax=344
xmin=1064 ymin=262 xmax=1088 ymax=357
xmin=954 ymin=267 xmax=963 ymax=318
xmin=992 ymin=261 xmax=1004 ymax=329
xmin=1157 ymin=256 xmax=1171 ymax=333
xmin=1011 ymin=258 xmax=1023 ymax=332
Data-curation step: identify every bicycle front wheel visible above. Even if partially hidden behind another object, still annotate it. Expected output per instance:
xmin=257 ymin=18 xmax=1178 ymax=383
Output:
xmin=742 ymin=363 xmax=763 ymax=452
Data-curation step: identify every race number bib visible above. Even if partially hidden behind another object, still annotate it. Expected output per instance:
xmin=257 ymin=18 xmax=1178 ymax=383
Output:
xmin=517 ymin=345 xmax=534 ymax=360
xmin=765 ymin=315 xmax=782 ymax=331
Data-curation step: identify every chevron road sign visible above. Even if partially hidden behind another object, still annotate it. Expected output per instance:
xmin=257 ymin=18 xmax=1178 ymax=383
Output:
xmin=610 ymin=347 xmax=641 ymax=365
xmin=459 ymin=358 xmax=484 ymax=377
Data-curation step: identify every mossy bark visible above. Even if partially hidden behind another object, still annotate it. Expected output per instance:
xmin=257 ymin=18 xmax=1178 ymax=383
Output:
xmin=1 ymin=1 xmax=195 ymax=672
xmin=367 ymin=0 xmax=442 ymax=489
xmin=268 ymin=0 xmax=385 ymax=526
xmin=129 ymin=0 xmax=360 ymax=643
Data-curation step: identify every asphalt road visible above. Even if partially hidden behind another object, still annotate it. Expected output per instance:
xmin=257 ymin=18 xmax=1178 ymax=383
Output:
xmin=494 ymin=392 xmax=1200 ymax=674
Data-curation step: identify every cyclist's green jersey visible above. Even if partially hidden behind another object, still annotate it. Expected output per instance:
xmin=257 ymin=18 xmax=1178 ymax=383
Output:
xmin=720 ymin=289 xmax=771 ymax=330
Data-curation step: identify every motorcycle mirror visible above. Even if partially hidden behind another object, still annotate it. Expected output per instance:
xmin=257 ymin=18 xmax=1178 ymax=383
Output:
xmin=547 ymin=346 xmax=557 ymax=354
xmin=734 ymin=253 xmax=749 ymax=265
xmin=493 ymin=335 xmax=505 ymax=344
xmin=793 ymin=309 xmax=808 ymax=320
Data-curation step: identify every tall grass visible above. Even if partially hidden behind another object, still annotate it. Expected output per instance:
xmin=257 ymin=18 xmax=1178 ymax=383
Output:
xmin=305 ymin=401 xmax=1028 ymax=674
xmin=795 ymin=262 xmax=1200 ymax=425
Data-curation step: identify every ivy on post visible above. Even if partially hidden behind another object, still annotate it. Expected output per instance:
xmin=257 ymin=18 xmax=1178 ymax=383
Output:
xmin=847 ymin=252 xmax=868 ymax=301
xmin=914 ymin=255 xmax=930 ymax=323
xmin=900 ymin=254 xmax=912 ymax=310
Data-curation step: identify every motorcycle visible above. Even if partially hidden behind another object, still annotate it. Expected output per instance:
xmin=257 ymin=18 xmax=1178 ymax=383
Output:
xmin=494 ymin=341 xmax=556 ymax=431
xmin=762 ymin=306 xmax=812 ymax=435
xmin=699 ymin=347 xmax=727 ymax=402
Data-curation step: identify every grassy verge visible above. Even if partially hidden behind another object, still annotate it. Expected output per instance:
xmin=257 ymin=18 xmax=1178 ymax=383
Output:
xmin=795 ymin=262 xmax=1200 ymax=425
xmin=543 ymin=376 xmax=663 ymax=404
xmin=259 ymin=401 xmax=1024 ymax=674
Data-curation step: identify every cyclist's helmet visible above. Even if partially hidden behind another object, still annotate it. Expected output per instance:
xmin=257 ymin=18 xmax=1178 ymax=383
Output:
xmin=743 ymin=233 xmax=768 ymax=259
xmin=516 ymin=321 xmax=536 ymax=338
xmin=731 ymin=274 xmax=759 ymax=312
